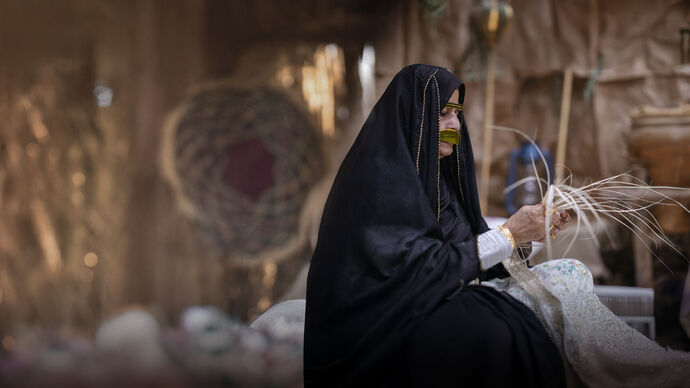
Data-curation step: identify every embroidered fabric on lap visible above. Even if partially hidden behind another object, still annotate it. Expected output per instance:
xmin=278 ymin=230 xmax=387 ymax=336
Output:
xmin=483 ymin=257 xmax=690 ymax=388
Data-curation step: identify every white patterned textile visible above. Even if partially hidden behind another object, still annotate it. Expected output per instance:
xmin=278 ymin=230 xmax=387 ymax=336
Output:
xmin=483 ymin=258 xmax=690 ymax=388
xmin=477 ymin=228 xmax=514 ymax=270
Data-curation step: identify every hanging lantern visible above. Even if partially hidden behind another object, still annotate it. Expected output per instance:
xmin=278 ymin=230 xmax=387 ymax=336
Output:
xmin=470 ymin=0 xmax=514 ymax=49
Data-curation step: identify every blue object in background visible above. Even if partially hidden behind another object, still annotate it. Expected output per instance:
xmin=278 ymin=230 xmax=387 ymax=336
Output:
xmin=506 ymin=142 xmax=554 ymax=215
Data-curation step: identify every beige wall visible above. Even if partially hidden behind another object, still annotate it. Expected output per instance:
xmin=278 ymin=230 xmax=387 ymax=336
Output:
xmin=372 ymin=0 xmax=690 ymax=215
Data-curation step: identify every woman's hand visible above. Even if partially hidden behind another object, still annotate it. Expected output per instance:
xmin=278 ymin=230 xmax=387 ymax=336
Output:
xmin=502 ymin=204 xmax=571 ymax=245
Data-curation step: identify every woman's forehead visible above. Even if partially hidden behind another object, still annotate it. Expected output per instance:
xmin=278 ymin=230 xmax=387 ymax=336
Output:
xmin=448 ymin=89 xmax=460 ymax=103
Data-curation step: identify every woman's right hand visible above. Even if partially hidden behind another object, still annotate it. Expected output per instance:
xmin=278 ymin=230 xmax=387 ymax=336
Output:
xmin=502 ymin=204 xmax=570 ymax=245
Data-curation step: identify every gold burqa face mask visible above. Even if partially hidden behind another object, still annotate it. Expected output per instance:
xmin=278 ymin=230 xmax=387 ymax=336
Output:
xmin=439 ymin=129 xmax=460 ymax=145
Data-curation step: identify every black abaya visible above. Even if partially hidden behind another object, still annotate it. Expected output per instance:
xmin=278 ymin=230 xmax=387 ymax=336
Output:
xmin=402 ymin=178 xmax=564 ymax=387
xmin=304 ymin=64 xmax=564 ymax=387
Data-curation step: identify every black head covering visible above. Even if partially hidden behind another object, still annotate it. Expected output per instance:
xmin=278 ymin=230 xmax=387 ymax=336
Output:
xmin=304 ymin=64 xmax=492 ymax=385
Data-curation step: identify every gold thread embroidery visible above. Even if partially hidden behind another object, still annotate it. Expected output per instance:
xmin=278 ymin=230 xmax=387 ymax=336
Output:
xmin=456 ymin=144 xmax=465 ymax=205
xmin=432 ymin=74 xmax=441 ymax=221
xmin=416 ymin=69 xmax=439 ymax=176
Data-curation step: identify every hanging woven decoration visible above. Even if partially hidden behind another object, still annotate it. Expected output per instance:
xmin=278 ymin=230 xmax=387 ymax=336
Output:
xmin=162 ymin=86 xmax=326 ymax=264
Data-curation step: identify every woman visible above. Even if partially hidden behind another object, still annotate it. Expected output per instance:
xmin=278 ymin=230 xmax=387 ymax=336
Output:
xmin=304 ymin=64 xmax=568 ymax=386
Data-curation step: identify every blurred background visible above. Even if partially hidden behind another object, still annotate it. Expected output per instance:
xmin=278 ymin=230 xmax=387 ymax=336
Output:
xmin=0 ymin=0 xmax=689 ymax=383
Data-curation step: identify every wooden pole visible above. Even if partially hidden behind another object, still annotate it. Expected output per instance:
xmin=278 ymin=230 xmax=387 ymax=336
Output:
xmin=479 ymin=48 xmax=496 ymax=213
xmin=476 ymin=0 xmax=512 ymax=214
xmin=555 ymin=67 xmax=574 ymax=183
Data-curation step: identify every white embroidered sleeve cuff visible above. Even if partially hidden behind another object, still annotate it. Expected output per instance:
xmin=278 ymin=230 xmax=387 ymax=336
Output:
xmin=477 ymin=228 xmax=514 ymax=270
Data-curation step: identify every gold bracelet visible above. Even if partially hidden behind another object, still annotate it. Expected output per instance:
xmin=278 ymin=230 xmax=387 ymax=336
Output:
xmin=497 ymin=224 xmax=517 ymax=251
